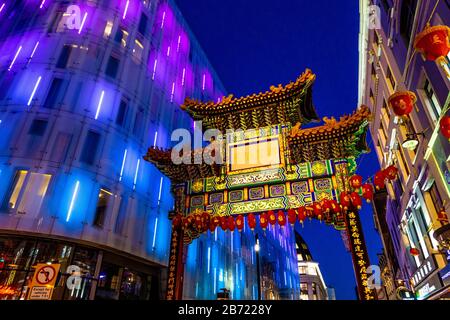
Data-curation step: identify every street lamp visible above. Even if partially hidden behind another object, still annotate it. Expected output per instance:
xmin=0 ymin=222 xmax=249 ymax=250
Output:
xmin=401 ymin=132 xmax=426 ymax=151
xmin=255 ymin=234 xmax=261 ymax=301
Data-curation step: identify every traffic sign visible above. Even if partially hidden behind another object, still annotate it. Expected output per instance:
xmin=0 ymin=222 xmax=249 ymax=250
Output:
xmin=28 ymin=263 xmax=61 ymax=300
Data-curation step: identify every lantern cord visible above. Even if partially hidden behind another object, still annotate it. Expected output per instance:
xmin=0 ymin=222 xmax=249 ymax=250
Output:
xmin=427 ymin=0 xmax=441 ymax=25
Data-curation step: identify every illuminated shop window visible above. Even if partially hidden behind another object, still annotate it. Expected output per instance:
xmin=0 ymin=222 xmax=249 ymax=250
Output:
xmin=300 ymin=283 xmax=309 ymax=300
xmin=103 ymin=21 xmax=114 ymax=38
xmin=114 ymin=28 xmax=129 ymax=47
xmin=93 ymin=188 xmax=112 ymax=228
xmin=2 ymin=170 xmax=51 ymax=216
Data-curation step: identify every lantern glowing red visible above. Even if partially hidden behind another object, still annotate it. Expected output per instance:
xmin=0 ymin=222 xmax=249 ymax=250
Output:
xmin=305 ymin=205 xmax=314 ymax=219
xmin=183 ymin=217 xmax=190 ymax=230
xmin=410 ymin=248 xmax=420 ymax=257
xmin=297 ymin=207 xmax=306 ymax=224
xmin=195 ymin=214 xmax=203 ymax=229
xmin=248 ymin=213 xmax=257 ymax=231
xmin=277 ymin=210 xmax=286 ymax=227
xmin=287 ymin=209 xmax=297 ymax=226
xmin=349 ymin=175 xmax=363 ymax=189
xmin=374 ymin=171 xmax=386 ymax=190
xmin=388 ymin=91 xmax=417 ymax=116
xmin=437 ymin=209 xmax=449 ymax=224
xmin=321 ymin=199 xmax=332 ymax=213
xmin=268 ymin=210 xmax=277 ymax=225
xmin=236 ymin=215 xmax=244 ymax=232
xmin=209 ymin=221 xmax=217 ymax=233
xmin=440 ymin=115 xmax=450 ymax=139
xmin=313 ymin=202 xmax=323 ymax=220
xmin=384 ymin=165 xmax=398 ymax=181
xmin=414 ymin=25 xmax=450 ymax=62
xmin=350 ymin=192 xmax=362 ymax=210
xmin=340 ymin=192 xmax=352 ymax=210
xmin=228 ymin=216 xmax=236 ymax=232
xmin=259 ymin=212 xmax=268 ymax=231
xmin=330 ymin=200 xmax=341 ymax=214
xmin=212 ymin=216 xmax=220 ymax=228
xmin=220 ymin=216 xmax=228 ymax=231
xmin=362 ymin=183 xmax=374 ymax=202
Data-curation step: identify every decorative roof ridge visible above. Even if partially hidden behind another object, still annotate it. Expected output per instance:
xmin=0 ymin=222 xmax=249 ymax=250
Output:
xmin=289 ymin=105 xmax=372 ymax=138
xmin=181 ymin=69 xmax=316 ymax=111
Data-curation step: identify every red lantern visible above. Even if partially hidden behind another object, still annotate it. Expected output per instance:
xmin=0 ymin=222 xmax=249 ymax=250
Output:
xmin=340 ymin=192 xmax=352 ymax=210
xmin=236 ymin=215 xmax=244 ymax=232
xmin=362 ymin=183 xmax=374 ymax=202
xmin=220 ymin=216 xmax=228 ymax=231
xmin=228 ymin=216 xmax=236 ymax=232
xmin=440 ymin=115 xmax=450 ymax=139
xmin=248 ymin=213 xmax=257 ymax=231
xmin=414 ymin=25 xmax=450 ymax=62
xmin=305 ymin=205 xmax=314 ymax=219
xmin=388 ymin=91 xmax=417 ymax=116
xmin=374 ymin=171 xmax=386 ymax=190
xmin=287 ymin=209 xmax=297 ymax=226
xmin=268 ymin=210 xmax=277 ymax=225
xmin=330 ymin=200 xmax=341 ymax=214
xmin=438 ymin=209 xmax=449 ymax=224
xmin=321 ymin=199 xmax=332 ymax=213
xmin=183 ymin=217 xmax=190 ymax=230
xmin=313 ymin=202 xmax=323 ymax=220
xmin=349 ymin=175 xmax=363 ymax=189
xmin=410 ymin=248 xmax=420 ymax=257
xmin=384 ymin=165 xmax=398 ymax=181
xmin=212 ymin=216 xmax=220 ymax=228
xmin=297 ymin=207 xmax=306 ymax=224
xmin=350 ymin=192 xmax=362 ymax=210
xmin=209 ymin=222 xmax=217 ymax=233
xmin=195 ymin=214 xmax=203 ymax=230
xmin=259 ymin=212 xmax=268 ymax=231
xmin=277 ymin=210 xmax=286 ymax=227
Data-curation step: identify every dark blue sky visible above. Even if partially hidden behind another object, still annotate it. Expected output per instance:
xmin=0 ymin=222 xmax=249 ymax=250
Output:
xmin=175 ymin=0 xmax=383 ymax=300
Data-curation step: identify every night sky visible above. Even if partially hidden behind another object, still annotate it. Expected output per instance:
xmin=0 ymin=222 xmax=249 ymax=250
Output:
xmin=175 ymin=0 xmax=384 ymax=300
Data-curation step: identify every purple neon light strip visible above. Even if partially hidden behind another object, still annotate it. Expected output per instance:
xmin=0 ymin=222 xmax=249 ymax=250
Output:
xmin=123 ymin=0 xmax=130 ymax=19
xmin=78 ymin=12 xmax=88 ymax=34
xmin=8 ymin=46 xmax=22 ymax=71
xmin=170 ymin=82 xmax=175 ymax=102
xmin=177 ymin=35 xmax=181 ymax=52
xmin=152 ymin=59 xmax=158 ymax=80
xmin=39 ymin=0 xmax=46 ymax=9
xmin=161 ymin=11 xmax=166 ymax=28
xmin=181 ymin=68 xmax=186 ymax=86
xmin=30 ymin=41 xmax=39 ymax=61
xmin=0 ymin=3 xmax=5 ymax=13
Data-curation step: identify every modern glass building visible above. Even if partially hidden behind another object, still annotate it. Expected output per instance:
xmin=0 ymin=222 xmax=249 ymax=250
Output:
xmin=0 ymin=0 xmax=226 ymax=300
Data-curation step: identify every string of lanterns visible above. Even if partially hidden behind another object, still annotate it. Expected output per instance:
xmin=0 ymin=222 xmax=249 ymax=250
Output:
xmin=172 ymin=167 xmax=400 ymax=235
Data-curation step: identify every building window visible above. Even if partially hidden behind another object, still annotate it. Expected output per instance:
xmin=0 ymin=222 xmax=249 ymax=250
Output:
xmin=44 ymin=78 xmax=64 ymax=108
xmin=370 ymin=88 xmax=375 ymax=105
xmin=114 ymin=196 xmax=128 ymax=235
xmin=56 ymin=45 xmax=72 ymax=69
xmin=386 ymin=66 xmax=396 ymax=91
xmin=429 ymin=182 xmax=444 ymax=214
xmin=116 ymin=99 xmax=128 ymax=127
xmin=93 ymin=188 xmax=112 ymax=228
xmin=138 ymin=13 xmax=148 ymax=35
xmin=132 ymin=39 xmax=144 ymax=63
xmin=114 ymin=28 xmax=129 ymax=47
xmin=423 ymin=78 xmax=441 ymax=120
xmin=103 ymin=21 xmax=114 ymax=39
xmin=299 ymin=266 xmax=307 ymax=274
xmin=312 ymin=283 xmax=318 ymax=300
xmin=380 ymin=0 xmax=391 ymax=13
xmin=105 ymin=56 xmax=120 ymax=79
xmin=80 ymin=131 xmax=100 ymax=165
xmin=1 ymin=170 xmax=51 ymax=215
xmin=371 ymin=64 xmax=377 ymax=82
xmin=400 ymin=0 xmax=418 ymax=46
xmin=28 ymin=119 xmax=48 ymax=136
xmin=132 ymin=109 xmax=144 ymax=138
xmin=300 ymin=283 xmax=309 ymax=300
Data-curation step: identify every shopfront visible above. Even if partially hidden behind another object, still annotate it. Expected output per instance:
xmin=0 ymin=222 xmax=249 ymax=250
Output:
xmin=0 ymin=235 xmax=163 ymax=300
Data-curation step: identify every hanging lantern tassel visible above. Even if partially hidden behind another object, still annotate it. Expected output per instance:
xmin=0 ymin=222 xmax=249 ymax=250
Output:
xmin=248 ymin=213 xmax=257 ymax=231
xmin=414 ymin=25 xmax=450 ymax=78
xmin=362 ymin=183 xmax=374 ymax=203
xmin=277 ymin=210 xmax=286 ymax=228
xmin=236 ymin=215 xmax=244 ymax=232
xmin=305 ymin=205 xmax=314 ymax=220
xmin=440 ymin=115 xmax=450 ymax=140
xmin=220 ymin=216 xmax=228 ymax=232
xmin=350 ymin=192 xmax=363 ymax=210
xmin=287 ymin=209 xmax=297 ymax=227
xmin=297 ymin=207 xmax=306 ymax=227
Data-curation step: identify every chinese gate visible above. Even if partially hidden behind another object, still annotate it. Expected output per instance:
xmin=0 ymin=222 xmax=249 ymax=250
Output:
xmin=144 ymin=70 xmax=377 ymax=300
